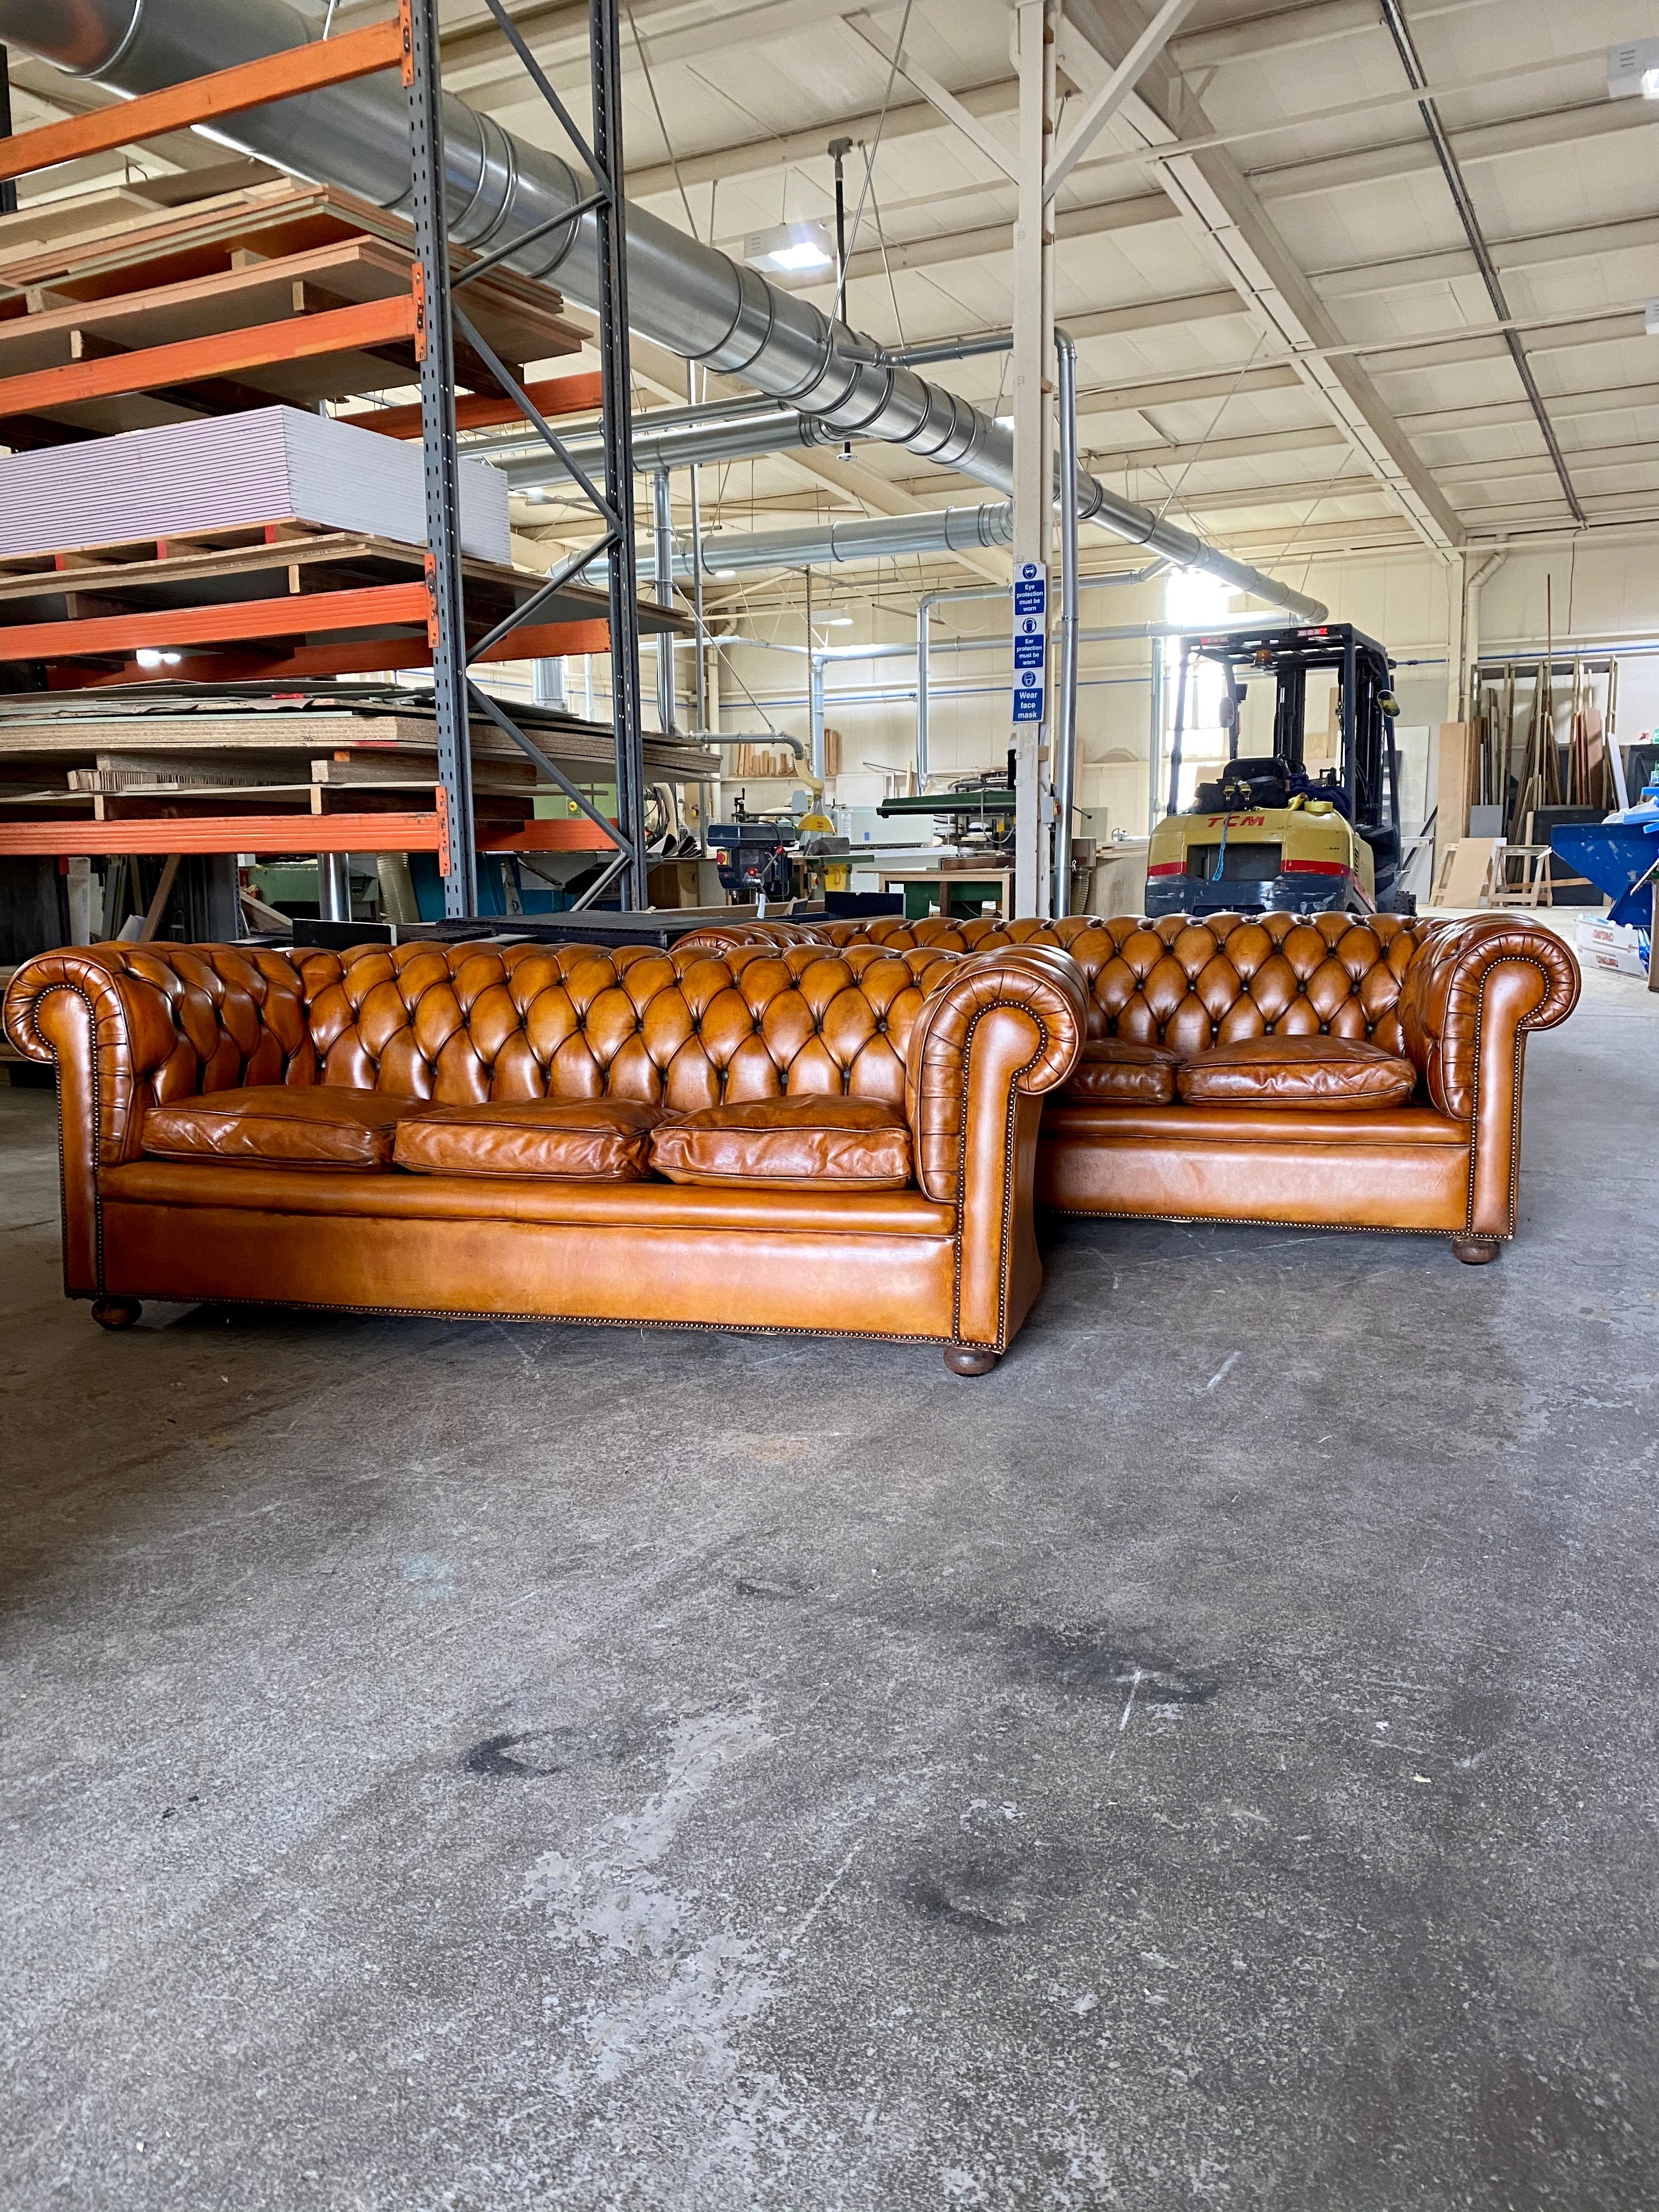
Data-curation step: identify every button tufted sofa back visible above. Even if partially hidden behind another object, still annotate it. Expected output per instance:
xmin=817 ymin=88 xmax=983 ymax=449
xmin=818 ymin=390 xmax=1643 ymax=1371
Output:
xmin=804 ymin=912 xmax=1427 ymax=1056
xmin=94 ymin=944 xmax=320 ymax=1110
xmin=201 ymin=938 xmax=958 ymax=1109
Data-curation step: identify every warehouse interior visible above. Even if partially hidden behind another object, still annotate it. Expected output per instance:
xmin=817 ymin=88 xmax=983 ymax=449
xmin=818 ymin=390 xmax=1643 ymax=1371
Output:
xmin=3 ymin=0 xmax=1658 ymax=2205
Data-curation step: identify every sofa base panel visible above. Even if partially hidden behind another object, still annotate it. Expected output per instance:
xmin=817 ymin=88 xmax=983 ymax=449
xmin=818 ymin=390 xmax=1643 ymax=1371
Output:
xmin=1036 ymin=1132 xmax=1471 ymax=1233
xmin=98 ymin=1201 xmax=964 ymax=1343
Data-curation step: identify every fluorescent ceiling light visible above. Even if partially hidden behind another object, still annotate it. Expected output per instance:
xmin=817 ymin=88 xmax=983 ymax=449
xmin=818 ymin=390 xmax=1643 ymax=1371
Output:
xmin=712 ymin=568 xmax=738 ymax=580
xmin=136 ymin=647 xmax=180 ymax=668
xmin=995 ymin=414 xmax=1014 ymax=430
xmin=1607 ymin=38 xmax=1659 ymax=96
xmin=743 ymin=221 xmax=834 ymax=274
xmin=826 ymin=616 xmax=853 ymax=627
xmin=770 ymin=241 xmax=832 ymax=271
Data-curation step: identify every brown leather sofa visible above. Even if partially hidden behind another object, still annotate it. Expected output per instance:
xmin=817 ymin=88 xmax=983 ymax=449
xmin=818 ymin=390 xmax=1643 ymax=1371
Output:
xmin=4 ymin=936 xmax=1087 ymax=1373
xmin=683 ymin=911 xmax=1580 ymax=1262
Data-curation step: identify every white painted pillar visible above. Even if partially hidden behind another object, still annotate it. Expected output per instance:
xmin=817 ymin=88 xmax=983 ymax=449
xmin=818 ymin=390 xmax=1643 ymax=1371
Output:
xmin=1011 ymin=0 xmax=1056 ymax=918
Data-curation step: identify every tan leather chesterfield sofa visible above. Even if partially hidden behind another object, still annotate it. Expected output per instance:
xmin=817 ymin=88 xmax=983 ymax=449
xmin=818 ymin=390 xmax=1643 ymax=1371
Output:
xmin=4 ymin=935 xmax=1087 ymax=1373
xmin=685 ymin=911 xmax=1579 ymax=1263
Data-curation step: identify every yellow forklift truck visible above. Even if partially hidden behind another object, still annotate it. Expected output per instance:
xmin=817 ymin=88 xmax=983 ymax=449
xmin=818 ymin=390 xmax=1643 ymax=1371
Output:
xmin=1146 ymin=623 xmax=1412 ymax=918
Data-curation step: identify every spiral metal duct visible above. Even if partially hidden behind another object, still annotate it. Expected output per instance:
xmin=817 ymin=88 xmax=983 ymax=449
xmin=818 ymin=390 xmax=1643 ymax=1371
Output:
xmin=4 ymin=0 xmax=1325 ymax=622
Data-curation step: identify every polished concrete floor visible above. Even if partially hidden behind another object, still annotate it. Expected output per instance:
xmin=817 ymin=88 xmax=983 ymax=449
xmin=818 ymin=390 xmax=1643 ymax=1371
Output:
xmin=4 ymin=963 xmax=1656 ymax=2211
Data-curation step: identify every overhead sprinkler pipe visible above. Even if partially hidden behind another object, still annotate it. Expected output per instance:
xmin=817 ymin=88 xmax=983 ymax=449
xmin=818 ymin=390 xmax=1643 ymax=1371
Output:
xmin=5 ymin=0 xmax=1325 ymax=622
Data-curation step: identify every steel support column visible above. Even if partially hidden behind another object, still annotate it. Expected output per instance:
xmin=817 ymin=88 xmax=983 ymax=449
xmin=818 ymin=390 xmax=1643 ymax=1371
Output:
xmin=318 ymin=851 xmax=353 ymax=923
xmin=652 ymin=467 xmax=676 ymax=734
xmin=0 ymin=48 xmax=18 ymax=218
xmin=1011 ymin=0 xmax=1056 ymax=917
xmin=590 ymin=0 xmax=648 ymax=906
xmin=1051 ymin=328 xmax=1080 ymax=916
xmin=686 ymin=368 xmax=708 ymax=734
xmin=809 ymin=655 xmax=826 ymax=778
xmin=405 ymin=0 xmax=476 ymax=918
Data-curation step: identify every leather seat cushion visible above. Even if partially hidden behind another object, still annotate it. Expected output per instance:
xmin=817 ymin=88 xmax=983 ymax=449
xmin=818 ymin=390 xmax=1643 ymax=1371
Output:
xmin=142 ymin=1084 xmax=419 ymax=1169
xmin=649 ymin=1097 xmax=913 ymax=1188
xmin=1060 ymin=1039 xmax=1182 ymax=1107
xmin=394 ymin=1097 xmax=663 ymax=1180
xmin=1176 ymin=1035 xmax=1418 ymax=1111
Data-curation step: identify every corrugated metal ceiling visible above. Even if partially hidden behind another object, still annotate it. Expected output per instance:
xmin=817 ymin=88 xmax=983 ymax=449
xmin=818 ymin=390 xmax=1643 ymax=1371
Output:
xmin=438 ymin=0 xmax=1659 ymax=570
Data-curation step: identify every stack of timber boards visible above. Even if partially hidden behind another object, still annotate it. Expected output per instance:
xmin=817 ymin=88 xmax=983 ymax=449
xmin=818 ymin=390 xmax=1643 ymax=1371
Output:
xmin=0 ymin=685 xmax=716 ymax=792
xmin=0 ymin=408 xmax=511 ymax=563
xmin=0 ymin=682 xmax=720 ymax=822
xmin=0 ymin=175 xmax=584 ymax=447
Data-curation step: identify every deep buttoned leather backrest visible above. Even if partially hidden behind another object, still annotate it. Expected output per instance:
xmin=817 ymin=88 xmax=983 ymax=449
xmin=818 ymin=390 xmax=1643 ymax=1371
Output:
xmin=814 ymin=912 xmax=1426 ymax=1054
xmin=86 ymin=943 xmax=318 ymax=1107
xmin=292 ymin=939 xmax=960 ymax=1105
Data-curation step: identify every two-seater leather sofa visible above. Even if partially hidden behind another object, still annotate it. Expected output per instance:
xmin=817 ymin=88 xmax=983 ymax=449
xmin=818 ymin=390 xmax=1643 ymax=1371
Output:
xmin=682 ymin=911 xmax=1579 ymax=1262
xmin=3 ymin=935 xmax=1088 ymax=1372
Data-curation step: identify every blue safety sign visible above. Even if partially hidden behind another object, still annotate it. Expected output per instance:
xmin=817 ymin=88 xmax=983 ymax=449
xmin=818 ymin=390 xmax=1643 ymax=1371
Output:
xmin=1012 ymin=667 xmax=1045 ymax=722
xmin=1013 ymin=560 xmax=1047 ymax=619
xmin=1013 ymin=633 xmax=1046 ymax=670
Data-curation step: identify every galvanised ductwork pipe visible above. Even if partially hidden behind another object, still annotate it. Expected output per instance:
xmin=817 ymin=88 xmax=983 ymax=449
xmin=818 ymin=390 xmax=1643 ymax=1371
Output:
xmin=570 ymin=501 xmax=1327 ymax=600
xmin=684 ymin=506 xmax=1019 ymax=574
xmin=3 ymin=0 xmax=1325 ymax=623
xmin=564 ymin=504 xmax=1019 ymax=586
xmin=489 ymin=408 xmax=857 ymax=488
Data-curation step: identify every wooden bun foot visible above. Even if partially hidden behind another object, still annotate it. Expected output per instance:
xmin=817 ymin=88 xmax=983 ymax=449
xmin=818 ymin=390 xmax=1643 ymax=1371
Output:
xmin=944 ymin=1345 xmax=1000 ymax=1376
xmin=1451 ymin=1237 xmax=1500 ymax=1267
xmin=91 ymin=1296 xmax=143 ymax=1330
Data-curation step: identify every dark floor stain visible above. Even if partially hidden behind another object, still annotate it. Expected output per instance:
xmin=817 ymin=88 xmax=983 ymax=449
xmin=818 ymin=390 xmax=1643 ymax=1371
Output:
xmin=900 ymin=1870 xmax=1024 ymax=1936
xmin=735 ymin=1574 xmax=811 ymax=1600
xmin=462 ymin=1723 xmax=646 ymax=1779
xmin=898 ymin=1844 xmax=1088 ymax=1938
xmin=996 ymin=1620 xmax=1219 ymax=1706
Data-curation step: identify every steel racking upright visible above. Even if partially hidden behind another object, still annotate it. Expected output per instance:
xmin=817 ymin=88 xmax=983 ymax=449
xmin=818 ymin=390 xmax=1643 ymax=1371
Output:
xmin=0 ymin=0 xmax=652 ymax=920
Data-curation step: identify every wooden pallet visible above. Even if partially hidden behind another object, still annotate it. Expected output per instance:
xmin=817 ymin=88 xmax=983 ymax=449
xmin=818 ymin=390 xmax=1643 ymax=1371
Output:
xmin=0 ymin=526 xmax=688 ymax=684
xmin=0 ymin=179 xmax=583 ymax=444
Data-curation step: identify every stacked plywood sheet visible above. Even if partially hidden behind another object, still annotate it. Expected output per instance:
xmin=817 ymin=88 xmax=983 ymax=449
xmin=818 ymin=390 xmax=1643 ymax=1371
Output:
xmin=0 ymin=407 xmax=511 ymax=563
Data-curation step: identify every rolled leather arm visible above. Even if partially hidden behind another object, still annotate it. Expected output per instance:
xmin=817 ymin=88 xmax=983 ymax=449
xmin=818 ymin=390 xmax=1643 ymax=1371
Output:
xmin=5 ymin=942 xmax=314 ymax=1161
xmin=905 ymin=946 xmax=1087 ymax=1205
xmin=4 ymin=947 xmax=201 ymax=1166
xmin=1399 ymin=915 xmax=1580 ymax=1122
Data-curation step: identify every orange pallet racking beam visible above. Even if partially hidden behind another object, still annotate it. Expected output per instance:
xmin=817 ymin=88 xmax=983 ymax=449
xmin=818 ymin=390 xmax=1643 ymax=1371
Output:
xmin=44 ymin=617 xmax=614 ymax=688
xmin=0 ymin=15 xmax=410 ymax=186
xmin=0 ymin=583 xmax=432 ymax=663
xmin=0 ymin=815 xmax=618 ymax=858
xmin=0 ymin=295 xmax=421 ymax=423
xmin=354 ymin=371 xmax=605 ymax=439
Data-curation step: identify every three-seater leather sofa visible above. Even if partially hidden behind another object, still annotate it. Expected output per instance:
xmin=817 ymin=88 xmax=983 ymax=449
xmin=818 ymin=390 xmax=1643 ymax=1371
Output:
xmin=682 ymin=911 xmax=1579 ymax=1262
xmin=3 ymin=935 xmax=1087 ymax=1372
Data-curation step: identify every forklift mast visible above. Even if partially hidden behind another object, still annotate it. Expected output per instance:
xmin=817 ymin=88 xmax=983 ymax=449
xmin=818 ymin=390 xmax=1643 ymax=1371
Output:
xmin=1167 ymin=622 xmax=1400 ymax=839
